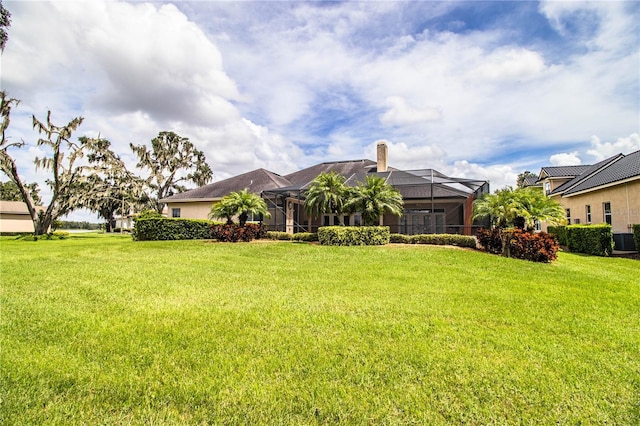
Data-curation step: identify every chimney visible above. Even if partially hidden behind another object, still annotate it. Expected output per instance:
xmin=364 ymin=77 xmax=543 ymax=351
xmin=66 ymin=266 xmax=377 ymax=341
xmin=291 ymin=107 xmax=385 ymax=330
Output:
xmin=376 ymin=140 xmax=388 ymax=172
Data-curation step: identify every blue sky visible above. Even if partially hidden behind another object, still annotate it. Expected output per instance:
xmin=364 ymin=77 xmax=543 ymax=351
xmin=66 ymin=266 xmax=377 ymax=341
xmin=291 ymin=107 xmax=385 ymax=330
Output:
xmin=2 ymin=1 xmax=639 ymax=222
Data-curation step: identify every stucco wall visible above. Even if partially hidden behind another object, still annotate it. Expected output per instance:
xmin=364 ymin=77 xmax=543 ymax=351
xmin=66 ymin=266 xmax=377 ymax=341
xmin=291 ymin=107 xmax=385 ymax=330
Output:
xmin=548 ymin=180 xmax=640 ymax=234
xmin=166 ymin=202 xmax=215 ymax=220
xmin=0 ymin=213 xmax=35 ymax=232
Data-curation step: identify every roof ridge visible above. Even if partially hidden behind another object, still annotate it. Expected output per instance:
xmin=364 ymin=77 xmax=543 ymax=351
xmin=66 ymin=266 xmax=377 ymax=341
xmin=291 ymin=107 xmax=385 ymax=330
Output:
xmin=553 ymin=153 xmax=624 ymax=195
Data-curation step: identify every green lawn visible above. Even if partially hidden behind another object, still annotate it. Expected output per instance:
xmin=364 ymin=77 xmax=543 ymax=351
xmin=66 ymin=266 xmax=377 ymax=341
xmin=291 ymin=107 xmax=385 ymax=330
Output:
xmin=1 ymin=234 xmax=639 ymax=424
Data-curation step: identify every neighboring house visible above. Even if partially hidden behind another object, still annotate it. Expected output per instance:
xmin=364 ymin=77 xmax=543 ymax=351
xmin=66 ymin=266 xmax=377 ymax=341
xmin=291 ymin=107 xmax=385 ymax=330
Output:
xmin=161 ymin=142 xmax=490 ymax=235
xmin=534 ymin=149 xmax=640 ymax=250
xmin=0 ymin=200 xmax=44 ymax=233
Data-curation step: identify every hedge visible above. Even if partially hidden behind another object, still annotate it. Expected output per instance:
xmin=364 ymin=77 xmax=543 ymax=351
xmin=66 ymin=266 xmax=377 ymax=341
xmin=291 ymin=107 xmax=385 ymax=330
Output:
xmin=210 ymin=223 xmax=267 ymax=242
xmin=133 ymin=218 xmax=213 ymax=241
xmin=633 ymin=224 xmax=640 ymax=252
xmin=566 ymin=224 xmax=614 ymax=256
xmin=292 ymin=232 xmax=318 ymax=242
xmin=266 ymin=231 xmax=292 ymax=241
xmin=547 ymin=225 xmax=568 ymax=246
xmin=317 ymin=226 xmax=390 ymax=246
xmin=410 ymin=234 xmax=477 ymax=248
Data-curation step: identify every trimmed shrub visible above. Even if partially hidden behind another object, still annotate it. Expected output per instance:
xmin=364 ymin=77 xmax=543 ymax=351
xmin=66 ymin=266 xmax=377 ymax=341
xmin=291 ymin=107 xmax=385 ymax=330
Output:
xmin=390 ymin=233 xmax=412 ymax=244
xmin=411 ymin=234 xmax=477 ymax=248
xmin=210 ymin=223 xmax=267 ymax=242
xmin=477 ymin=228 xmax=559 ymax=262
xmin=266 ymin=231 xmax=292 ymax=241
xmin=317 ymin=226 xmax=390 ymax=246
xmin=292 ymin=232 xmax=318 ymax=242
xmin=52 ymin=231 xmax=70 ymax=239
xmin=566 ymin=224 xmax=614 ymax=256
xmin=508 ymin=229 xmax=559 ymax=263
xmin=547 ymin=225 xmax=568 ymax=246
xmin=633 ymin=224 xmax=640 ymax=252
xmin=476 ymin=228 xmax=503 ymax=255
xmin=133 ymin=218 xmax=213 ymax=241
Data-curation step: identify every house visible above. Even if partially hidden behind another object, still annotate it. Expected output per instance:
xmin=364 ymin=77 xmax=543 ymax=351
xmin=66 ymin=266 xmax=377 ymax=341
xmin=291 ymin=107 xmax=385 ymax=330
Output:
xmin=534 ymin=149 xmax=640 ymax=250
xmin=0 ymin=200 xmax=44 ymax=233
xmin=161 ymin=141 xmax=490 ymax=235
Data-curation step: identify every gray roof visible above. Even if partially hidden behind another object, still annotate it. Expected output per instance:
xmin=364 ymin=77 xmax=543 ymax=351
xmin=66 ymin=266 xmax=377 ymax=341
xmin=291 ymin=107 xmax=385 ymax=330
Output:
xmin=161 ymin=168 xmax=291 ymax=201
xmin=563 ymin=150 xmax=640 ymax=195
xmin=539 ymin=165 xmax=591 ymax=179
xmin=549 ymin=154 xmax=623 ymax=196
xmin=164 ymin=159 xmax=488 ymax=202
xmin=523 ymin=176 xmax=541 ymax=187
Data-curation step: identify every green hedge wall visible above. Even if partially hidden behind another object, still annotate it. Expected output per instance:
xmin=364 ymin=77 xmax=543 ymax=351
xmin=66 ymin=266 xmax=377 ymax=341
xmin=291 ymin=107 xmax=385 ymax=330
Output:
xmin=566 ymin=224 xmax=614 ymax=256
xmin=292 ymin=232 xmax=318 ymax=242
xmin=318 ymin=226 xmax=390 ymax=246
xmin=133 ymin=218 xmax=213 ymax=241
xmin=547 ymin=225 xmax=568 ymax=246
xmin=633 ymin=224 xmax=640 ymax=252
xmin=410 ymin=234 xmax=477 ymax=248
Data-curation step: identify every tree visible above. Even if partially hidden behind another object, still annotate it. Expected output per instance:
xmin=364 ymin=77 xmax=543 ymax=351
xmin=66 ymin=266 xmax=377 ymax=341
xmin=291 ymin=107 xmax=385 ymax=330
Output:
xmin=346 ymin=175 xmax=404 ymax=226
xmin=516 ymin=170 xmax=538 ymax=188
xmin=0 ymin=91 xmax=124 ymax=235
xmin=130 ymin=131 xmax=213 ymax=213
xmin=473 ymin=186 xmax=566 ymax=230
xmin=303 ymin=172 xmax=352 ymax=225
xmin=80 ymin=140 xmax=148 ymax=232
xmin=0 ymin=180 xmax=41 ymax=204
xmin=0 ymin=0 xmax=11 ymax=51
xmin=209 ymin=189 xmax=270 ymax=227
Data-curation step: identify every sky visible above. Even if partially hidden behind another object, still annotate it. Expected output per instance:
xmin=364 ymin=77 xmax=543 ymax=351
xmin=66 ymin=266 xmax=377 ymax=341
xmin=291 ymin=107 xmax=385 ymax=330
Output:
xmin=1 ymin=0 xmax=639 ymax=222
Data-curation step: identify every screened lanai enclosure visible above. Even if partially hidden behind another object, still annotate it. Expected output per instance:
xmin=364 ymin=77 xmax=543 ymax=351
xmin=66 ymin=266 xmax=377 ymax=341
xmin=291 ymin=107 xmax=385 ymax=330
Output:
xmin=261 ymin=165 xmax=489 ymax=236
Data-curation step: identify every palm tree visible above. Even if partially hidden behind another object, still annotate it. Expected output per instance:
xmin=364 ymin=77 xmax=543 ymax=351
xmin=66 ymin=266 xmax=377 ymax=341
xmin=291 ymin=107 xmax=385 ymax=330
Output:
xmin=304 ymin=172 xmax=351 ymax=225
xmin=516 ymin=187 xmax=566 ymax=229
xmin=209 ymin=189 xmax=271 ymax=226
xmin=347 ymin=175 xmax=404 ymax=226
xmin=472 ymin=187 xmax=522 ymax=229
xmin=473 ymin=187 xmax=566 ymax=230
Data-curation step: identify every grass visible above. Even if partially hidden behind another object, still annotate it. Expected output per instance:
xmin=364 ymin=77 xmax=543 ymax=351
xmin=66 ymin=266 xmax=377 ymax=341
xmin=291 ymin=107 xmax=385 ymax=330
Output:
xmin=1 ymin=233 xmax=639 ymax=424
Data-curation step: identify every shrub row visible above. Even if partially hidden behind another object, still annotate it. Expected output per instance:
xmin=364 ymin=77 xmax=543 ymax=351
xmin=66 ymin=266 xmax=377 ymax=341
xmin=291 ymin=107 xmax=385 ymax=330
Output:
xmin=476 ymin=228 xmax=559 ymax=262
xmin=292 ymin=232 xmax=318 ymax=242
xmin=566 ymin=224 xmax=614 ymax=256
xmin=390 ymin=233 xmax=477 ymax=248
xmin=633 ymin=224 xmax=640 ymax=252
xmin=266 ymin=231 xmax=292 ymax=240
xmin=547 ymin=224 xmax=614 ymax=256
xmin=547 ymin=225 xmax=568 ymax=246
xmin=133 ymin=218 xmax=212 ymax=241
xmin=318 ymin=226 xmax=390 ymax=246
xmin=210 ymin=223 xmax=267 ymax=242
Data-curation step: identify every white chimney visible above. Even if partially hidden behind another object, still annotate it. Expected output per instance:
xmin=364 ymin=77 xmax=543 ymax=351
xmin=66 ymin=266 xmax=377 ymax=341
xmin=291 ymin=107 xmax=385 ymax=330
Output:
xmin=376 ymin=140 xmax=388 ymax=172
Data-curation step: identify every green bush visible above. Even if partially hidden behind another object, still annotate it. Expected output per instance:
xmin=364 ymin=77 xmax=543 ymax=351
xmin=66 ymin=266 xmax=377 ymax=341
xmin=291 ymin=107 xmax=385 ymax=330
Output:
xmin=566 ymin=224 xmax=614 ymax=256
xmin=411 ymin=234 xmax=477 ymax=248
xmin=390 ymin=233 xmax=412 ymax=244
xmin=52 ymin=231 xmax=70 ymax=239
xmin=292 ymin=232 xmax=318 ymax=242
xmin=133 ymin=218 xmax=213 ymax=241
xmin=266 ymin=231 xmax=292 ymax=241
xmin=547 ymin=225 xmax=568 ymax=246
xmin=633 ymin=224 xmax=640 ymax=252
xmin=317 ymin=226 xmax=390 ymax=246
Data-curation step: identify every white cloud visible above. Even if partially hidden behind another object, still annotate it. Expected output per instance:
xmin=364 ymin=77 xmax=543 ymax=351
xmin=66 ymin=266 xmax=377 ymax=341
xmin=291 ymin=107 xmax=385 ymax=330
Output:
xmin=550 ymin=152 xmax=582 ymax=166
xmin=587 ymin=133 xmax=640 ymax=161
xmin=380 ymin=97 xmax=442 ymax=126
xmin=469 ymin=48 xmax=547 ymax=82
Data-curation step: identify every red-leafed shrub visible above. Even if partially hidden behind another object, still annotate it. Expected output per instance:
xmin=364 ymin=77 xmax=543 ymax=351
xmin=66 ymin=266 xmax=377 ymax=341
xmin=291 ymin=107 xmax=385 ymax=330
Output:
xmin=476 ymin=228 xmax=503 ymax=254
xmin=508 ymin=229 xmax=559 ymax=263
xmin=210 ymin=223 xmax=267 ymax=242
xmin=477 ymin=228 xmax=558 ymax=262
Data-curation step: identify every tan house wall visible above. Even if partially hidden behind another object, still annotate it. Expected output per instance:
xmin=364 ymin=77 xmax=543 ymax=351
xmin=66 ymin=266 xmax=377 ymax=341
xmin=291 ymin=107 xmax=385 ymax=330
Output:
xmin=166 ymin=201 xmax=216 ymax=220
xmin=0 ymin=213 xmax=35 ymax=232
xmin=547 ymin=179 xmax=640 ymax=234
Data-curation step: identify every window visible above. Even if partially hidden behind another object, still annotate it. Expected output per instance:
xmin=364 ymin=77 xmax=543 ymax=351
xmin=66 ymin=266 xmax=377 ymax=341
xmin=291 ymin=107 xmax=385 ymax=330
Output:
xmin=171 ymin=208 xmax=181 ymax=218
xmin=574 ymin=218 xmax=580 ymax=224
xmin=544 ymin=182 xmax=551 ymax=194
xmin=566 ymin=208 xmax=571 ymax=224
xmin=585 ymin=205 xmax=591 ymax=223
xmin=323 ymin=215 xmax=330 ymax=226
xmin=603 ymin=202 xmax=612 ymax=225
